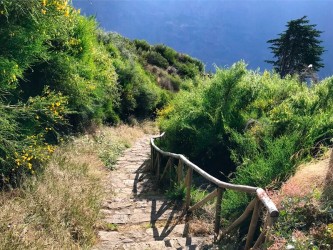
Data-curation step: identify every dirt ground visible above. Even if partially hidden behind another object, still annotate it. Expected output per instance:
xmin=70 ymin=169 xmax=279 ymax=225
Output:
xmin=272 ymin=149 xmax=332 ymax=206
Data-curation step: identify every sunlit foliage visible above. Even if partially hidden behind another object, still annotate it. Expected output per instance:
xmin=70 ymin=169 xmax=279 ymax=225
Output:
xmin=158 ymin=61 xmax=333 ymax=216
xmin=0 ymin=0 xmax=120 ymax=186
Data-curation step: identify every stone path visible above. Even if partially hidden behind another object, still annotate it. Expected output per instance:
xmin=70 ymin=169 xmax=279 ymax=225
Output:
xmin=93 ymin=135 xmax=214 ymax=250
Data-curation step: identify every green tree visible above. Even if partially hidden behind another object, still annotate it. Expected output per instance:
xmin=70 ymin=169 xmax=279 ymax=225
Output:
xmin=266 ymin=16 xmax=325 ymax=80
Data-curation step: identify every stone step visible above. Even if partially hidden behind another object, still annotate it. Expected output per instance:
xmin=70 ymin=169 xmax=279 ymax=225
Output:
xmin=98 ymin=225 xmax=172 ymax=243
xmin=101 ymin=206 xmax=180 ymax=224
xmin=94 ymin=235 xmax=215 ymax=250
xmin=103 ymin=197 xmax=173 ymax=209
xmin=96 ymin=223 xmax=213 ymax=246
xmin=101 ymin=198 xmax=181 ymax=225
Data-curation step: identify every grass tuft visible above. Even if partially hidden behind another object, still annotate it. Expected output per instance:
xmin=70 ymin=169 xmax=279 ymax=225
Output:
xmin=0 ymin=150 xmax=103 ymax=249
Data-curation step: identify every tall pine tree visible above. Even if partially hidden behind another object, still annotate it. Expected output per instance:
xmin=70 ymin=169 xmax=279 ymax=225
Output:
xmin=266 ymin=16 xmax=325 ymax=80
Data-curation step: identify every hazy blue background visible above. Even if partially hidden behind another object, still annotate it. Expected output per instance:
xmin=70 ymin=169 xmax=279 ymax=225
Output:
xmin=72 ymin=0 xmax=333 ymax=78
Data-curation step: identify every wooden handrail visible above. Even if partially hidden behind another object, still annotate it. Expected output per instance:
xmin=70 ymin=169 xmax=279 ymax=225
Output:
xmin=256 ymin=188 xmax=279 ymax=218
xmin=151 ymin=137 xmax=257 ymax=194
xmin=150 ymin=133 xmax=279 ymax=249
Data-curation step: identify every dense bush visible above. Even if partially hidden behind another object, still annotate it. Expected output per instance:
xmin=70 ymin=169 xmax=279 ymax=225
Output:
xmin=131 ymin=41 xmax=204 ymax=88
xmin=158 ymin=61 xmax=333 ymax=216
xmin=98 ymin=32 xmax=169 ymax=119
xmin=133 ymin=39 xmax=151 ymax=52
xmin=154 ymin=44 xmax=178 ymax=64
xmin=177 ymin=53 xmax=205 ymax=73
xmin=0 ymin=0 xmax=79 ymax=186
xmin=145 ymin=51 xmax=169 ymax=69
xmin=1 ymin=0 xmax=175 ymax=187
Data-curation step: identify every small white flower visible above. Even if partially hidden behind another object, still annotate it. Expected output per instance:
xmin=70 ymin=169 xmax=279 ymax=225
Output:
xmin=286 ymin=244 xmax=295 ymax=250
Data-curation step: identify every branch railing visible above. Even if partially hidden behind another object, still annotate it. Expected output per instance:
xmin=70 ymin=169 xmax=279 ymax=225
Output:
xmin=150 ymin=133 xmax=279 ymax=250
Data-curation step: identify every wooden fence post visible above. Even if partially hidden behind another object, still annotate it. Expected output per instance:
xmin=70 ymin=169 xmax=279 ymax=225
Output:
xmin=160 ymin=157 xmax=173 ymax=181
xmin=264 ymin=215 xmax=277 ymax=245
xmin=156 ymin=153 xmax=161 ymax=180
xmin=177 ymin=159 xmax=183 ymax=185
xmin=214 ymin=187 xmax=224 ymax=241
xmin=169 ymin=157 xmax=174 ymax=186
xmin=185 ymin=167 xmax=193 ymax=211
xmin=245 ymin=198 xmax=261 ymax=250
xmin=252 ymin=211 xmax=274 ymax=249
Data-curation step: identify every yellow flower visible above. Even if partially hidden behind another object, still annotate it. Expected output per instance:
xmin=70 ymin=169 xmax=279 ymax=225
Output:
xmin=64 ymin=8 xmax=70 ymax=17
xmin=41 ymin=9 xmax=46 ymax=14
xmin=56 ymin=102 xmax=61 ymax=106
xmin=42 ymin=0 xmax=47 ymax=7
xmin=47 ymin=145 xmax=55 ymax=153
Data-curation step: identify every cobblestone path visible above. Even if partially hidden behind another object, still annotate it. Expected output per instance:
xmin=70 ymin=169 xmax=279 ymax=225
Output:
xmin=93 ymin=135 xmax=213 ymax=250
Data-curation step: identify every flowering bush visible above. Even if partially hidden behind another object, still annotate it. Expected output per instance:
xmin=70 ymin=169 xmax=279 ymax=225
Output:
xmin=0 ymin=0 xmax=119 ymax=187
xmin=0 ymin=88 xmax=70 ymax=187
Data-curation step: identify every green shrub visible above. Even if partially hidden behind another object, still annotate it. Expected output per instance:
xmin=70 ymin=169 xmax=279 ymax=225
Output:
xmin=158 ymin=62 xmax=248 ymax=166
xmin=270 ymin=195 xmax=333 ymax=249
xmin=100 ymin=34 xmax=170 ymax=120
xmin=0 ymin=88 xmax=70 ymax=188
xmin=177 ymin=54 xmax=204 ymax=74
xmin=145 ymin=51 xmax=169 ymax=69
xmin=158 ymin=62 xmax=333 ymax=217
xmin=154 ymin=44 xmax=177 ymax=64
xmin=133 ymin=39 xmax=151 ymax=52
xmin=174 ymin=62 xmax=197 ymax=78
xmin=166 ymin=183 xmax=186 ymax=201
xmin=0 ymin=0 xmax=122 ymax=186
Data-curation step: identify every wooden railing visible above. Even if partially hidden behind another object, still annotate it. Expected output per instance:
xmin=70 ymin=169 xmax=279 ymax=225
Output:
xmin=150 ymin=133 xmax=279 ymax=250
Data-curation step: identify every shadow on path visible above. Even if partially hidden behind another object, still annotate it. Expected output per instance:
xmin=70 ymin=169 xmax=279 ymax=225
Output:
xmin=131 ymin=158 xmax=193 ymax=241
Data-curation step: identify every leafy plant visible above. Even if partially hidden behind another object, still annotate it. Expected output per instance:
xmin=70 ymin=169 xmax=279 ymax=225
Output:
xmin=270 ymin=195 xmax=333 ymax=249
xmin=158 ymin=61 xmax=333 ymax=217
xmin=166 ymin=183 xmax=186 ymax=201
xmin=145 ymin=51 xmax=169 ymax=69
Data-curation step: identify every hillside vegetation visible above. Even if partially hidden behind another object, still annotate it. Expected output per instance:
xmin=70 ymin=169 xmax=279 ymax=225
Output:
xmin=158 ymin=61 xmax=333 ymax=217
xmin=0 ymin=0 xmax=203 ymax=188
